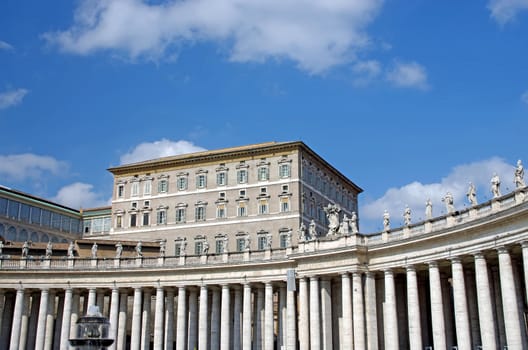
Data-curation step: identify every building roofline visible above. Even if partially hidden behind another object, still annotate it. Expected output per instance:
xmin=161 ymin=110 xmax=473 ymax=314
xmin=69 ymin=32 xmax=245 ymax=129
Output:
xmin=107 ymin=141 xmax=363 ymax=193
xmin=0 ymin=184 xmax=81 ymax=215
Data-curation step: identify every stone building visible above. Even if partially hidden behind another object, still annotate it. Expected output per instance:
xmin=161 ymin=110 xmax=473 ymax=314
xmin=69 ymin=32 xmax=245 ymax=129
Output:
xmin=0 ymin=141 xmax=527 ymax=350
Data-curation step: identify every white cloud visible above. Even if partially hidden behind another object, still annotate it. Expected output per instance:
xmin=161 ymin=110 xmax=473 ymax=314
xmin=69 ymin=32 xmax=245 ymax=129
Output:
xmin=0 ymin=40 xmax=13 ymax=51
xmin=521 ymin=90 xmax=528 ymax=104
xmin=52 ymin=182 xmax=110 ymax=209
xmin=0 ymin=153 xmax=68 ymax=181
xmin=42 ymin=0 xmax=383 ymax=73
xmin=386 ymin=61 xmax=429 ymax=89
xmin=120 ymin=139 xmax=207 ymax=164
xmin=361 ymin=157 xmax=515 ymax=231
xmin=0 ymin=88 xmax=29 ymax=110
xmin=488 ymin=0 xmax=528 ymax=24
xmin=352 ymin=60 xmax=381 ymax=86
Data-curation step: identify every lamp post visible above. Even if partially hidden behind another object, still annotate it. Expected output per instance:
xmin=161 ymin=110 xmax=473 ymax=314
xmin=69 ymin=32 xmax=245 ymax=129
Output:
xmin=69 ymin=305 xmax=114 ymax=350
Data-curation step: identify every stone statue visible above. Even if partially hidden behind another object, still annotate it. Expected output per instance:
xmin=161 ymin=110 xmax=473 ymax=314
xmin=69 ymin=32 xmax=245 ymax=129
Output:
xmin=45 ymin=241 xmax=53 ymax=258
xmin=298 ymin=222 xmax=306 ymax=242
xmin=202 ymin=240 xmax=209 ymax=255
xmin=22 ymin=241 xmax=29 ymax=257
xmin=67 ymin=241 xmax=75 ymax=258
xmin=403 ymin=206 xmax=411 ymax=226
xmin=285 ymin=230 xmax=292 ymax=247
xmin=115 ymin=242 xmax=123 ymax=259
xmin=466 ymin=182 xmax=477 ymax=206
xmin=91 ymin=243 xmax=98 ymax=259
xmin=442 ymin=192 xmax=454 ymax=214
xmin=324 ymin=203 xmax=341 ymax=235
xmin=180 ymin=239 xmax=187 ymax=256
xmin=135 ymin=241 xmax=143 ymax=257
xmin=425 ymin=199 xmax=433 ymax=219
xmin=339 ymin=214 xmax=350 ymax=235
xmin=491 ymin=173 xmax=501 ymax=198
xmin=0 ymin=240 xmax=3 ymax=255
xmin=244 ymin=236 xmax=251 ymax=251
xmin=309 ymin=219 xmax=317 ymax=240
xmin=159 ymin=239 xmax=166 ymax=257
xmin=223 ymin=236 xmax=228 ymax=253
xmin=350 ymin=212 xmax=358 ymax=233
xmin=383 ymin=210 xmax=390 ymax=231
xmin=266 ymin=233 xmax=272 ymax=250
xmin=515 ymin=160 xmax=525 ymax=188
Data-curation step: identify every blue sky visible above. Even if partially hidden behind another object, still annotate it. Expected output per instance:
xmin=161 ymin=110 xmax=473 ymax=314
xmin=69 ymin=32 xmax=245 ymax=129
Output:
xmin=1 ymin=0 xmax=527 ymax=232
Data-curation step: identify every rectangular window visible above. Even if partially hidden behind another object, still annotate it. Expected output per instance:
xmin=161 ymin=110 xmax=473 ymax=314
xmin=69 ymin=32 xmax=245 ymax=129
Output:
xmin=30 ymin=207 xmax=41 ymax=225
xmin=280 ymin=234 xmax=288 ymax=248
xmin=236 ymin=238 xmax=245 ymax=252
xmin=258 ymin=167 xmax=269 ymax=181
xmin=130 ymin=213 xmax=137 ymax=227
xmin=279 ymin=163 xmax=291 ymax=178
xmin=239 ymin=189 xmax=246 ymax=198
xmin=61 ymin=216 xmax=71 ymax=232
xmin=0 ymin=197 xmax=7 ymax=216
xmin=158 ymin=179 xmax=169 ymax=193
xmin=19 ymin=204 xmax=30 ymax=222
xmin=117 ymin=184 xmax=125 ymax=198
xmin=238 ymin=203 xmax=247 ymax=217
xmin=216 ymin=172 xmax=227 ymax=186
xmin=143 ymin=200 xmax=150 ymax=208
xmin=196 ymin=174 xmax=207 ymax=189
xmin=157 ymin=210 xmax=167 ymax=224
xmin=83 ymin=219 xmax=92 ymax=234
xmin=116 ymin=215 xmax=123 ymax=228
xmin=175 ymin=242 xmax=182 ymax=256
xmin=237 ymin=169 xmax=248 ymax=184
xmin=131 ymin=182 xmax=139 ymax=197
xmin=195 ymin=241 xmax=203 ymax=255
xmin=177 ymin=177 xmax=187 ymax=191
xmin=282 ymin=184 xmax=289 ymax=193
xmin=7 ymin=200 xmax=19 ymax=219
xmin=257 ymin=235 xmax=267 ymax=250
xmin=51 ymin=213 xmax=61 ymax=229
xmin=258 ymin=199 xmax=268 ymax=215
xmin=143 ymin=180 xmax=152 ymax=195
xmin=92 ymin=217 xmax=103 ymax=233
xmin=195 ymin=206 xmax=206 ymax=221
xmin=143 ymin=212 xmax=150 ymax=226
xmin=280 ymin=198 xmax=290 ymax=212
xmin=217 ymin=204 xmax=226 ymax=218
xmin=215 ymin=239 xmax=224 ymax=254
xmin=132 ymin=202 xmax=138 ymax=209
xmin=176 ymin=208 xmax=186 ymax=223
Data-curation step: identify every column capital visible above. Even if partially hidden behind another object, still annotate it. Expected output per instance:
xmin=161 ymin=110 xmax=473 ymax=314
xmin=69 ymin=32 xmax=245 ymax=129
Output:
xmin=496 ymin=246 xmax=510 ymax=255
xmin=405 ymin=264 xmax=417 ymax=273
xmin=473 ymin=251 xmax=485 ymax=260
xmin=309 ymin=276 xmax=319 ymax=282
xmin=428 ymin=260 xmax=439 ymax=269
xmin=365 ymin=270 xmax=376 ymax=278
xmin=352 ymin=271 xmax=363 ymax=278
xmin=520 ymin=240 xmax=528 ymax=249
xmin=384 ymin=269 xmax=394 ymax=276
xmin=449 ymin=256 xmax=462 ymax=264
xmin=340 ymin=272 xmax=351 ymax=279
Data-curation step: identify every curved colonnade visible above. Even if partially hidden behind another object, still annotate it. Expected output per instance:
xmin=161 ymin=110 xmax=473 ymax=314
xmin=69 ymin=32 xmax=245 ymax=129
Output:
xmin=1 ymin=189 xmax=528 ymax=350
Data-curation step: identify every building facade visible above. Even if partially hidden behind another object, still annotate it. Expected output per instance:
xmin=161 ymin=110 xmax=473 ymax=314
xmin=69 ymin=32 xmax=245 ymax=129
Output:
xmin=0 ymin=142 xmax=527 ymax=350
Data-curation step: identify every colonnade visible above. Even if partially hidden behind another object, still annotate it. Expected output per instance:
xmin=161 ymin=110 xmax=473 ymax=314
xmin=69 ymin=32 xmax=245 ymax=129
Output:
xmin=0 ymin=243 xmax=527 ymax=349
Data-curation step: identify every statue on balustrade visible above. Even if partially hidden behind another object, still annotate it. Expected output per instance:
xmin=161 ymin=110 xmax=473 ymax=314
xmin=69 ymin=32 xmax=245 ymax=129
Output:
xmin=383 ymin=210 xmax=390 ymax=231
xmin=244 ymin=236 xmax=251 ymax=251
xmin=309 ymin=219 xmax=317 ymax=240
xmin=202 ymin=240 xmax=209 ymax=255
xmin=442 ymin=192 xmax=454 ymax=214
xmin=45 ymin=242 xmax=53 ymax=258
xmin=285 ymin=230 xmax=292 ymax=247
xmin=223 ymin=236 xmax=228 ymax=253
xmin=466 ymin=182 xmax=477 ymax=206
xmin=298 ymin=222 xmax=306 ymax=242
xmin=350 ymin=212 xmax=358 ymax=233
xmin=22 ymin=241 xmax=29 ymax=257
xmin=266 ymin=233 xmax=272 ymax=250
xmin=91 ymin=243 xmax=98 ymax=258
xmin=425 ymin=199 xmax=433 ymax=219
xmin=339 ymin=214 xmax=350 ymax=235
xmin=515 ymin=160 xmax=525 ymax=188
xmin=324 ymin=203 xmax=341 ymax=235
xmin=491 ymin=173 xmax=501 ymax=198
xmin=403 ymin=206 xmax=411 ymax=226
xmin=135 ymin=241 xmax=143 ymax=257
xmin=67 ymin=241 xmax=75 ymax=258
xmin=159 ymin=239 xmax=166 ymax=257
xmin=0 ymin=240 xmax=3 ymax=256
xmin=180 ymin=239 xmax=187 ymax=256
xmin=115 ymin=242 xmax=123 ymax=259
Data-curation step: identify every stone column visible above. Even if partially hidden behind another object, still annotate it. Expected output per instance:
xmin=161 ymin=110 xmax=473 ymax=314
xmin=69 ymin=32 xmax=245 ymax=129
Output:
xmin=0 ymin=290 xmax=10 ymax=350
xmin=188 ymin=289 xmax=198 ymax=350
xmin=428 ymin=261 xmax=446 ymax=350
xmin=9 ymin=288 xmax=25 ymax=350
xmin=320 ymin=278 xmax=333 ymax=350
xmin=154 ymin=287 xmax=165 ymax=349
xmin=198 ymin=285 xmax=209 ymax=350
xmin=44 ymin=290 xmax=56 ymax=350
xmin=70 ymin=291 xmax=80 ymax=350
xmin=383 ymin=270 xmax=398 ymax=350
xmin=165 ymin=289 xmax=175 ymax=350
xmin=233 ymin=286 xmax=242 ymax=350
xmin=35 ymin=289 xmax=49 ymax=350
xmin=63 ymin=290 xmax=75 ymax=350
xmin=141 ymin=289 xmax=152 ymax=350
xmin=451 ymin=257 xmax=471 ymax=350
xmin=221 ymin=285 xmax=231 ymax=350
xmin=108 ymin=287 xmax=119 ymax=350
xmin=521 ymin=241 xmax=528 ymax=306
xmin=286 ymin=284 xmax=297 ymax=350
xmin=96 ymin=291 xmax=105 ymax=313
xmin=406 ymin=266 xmax=422 ymax=350
xmin=278 ymin=286 xmax=286 ymax=349
xmin=117 ymin=291 xmax=128 ymax=350
xmin=309 ymin=276 xmax=321 ymax=350
xmin=299 ymin=277 xmax=309 ymax=350
xmin=473 ymin=252 xmax=497 ymax=350
xmin=87 ymin=288 xmax=96 ymax=309
xmin=353 ymin=272 xmax=366 ymax=350
xmin=130 ymin=288 xmax=143 ymax=350
xmin=341 ymin=273 xmax=353 ymax=350
xmin=0 ymin=290 xmax=4 ymax=338
xmin=264 ymin=282 xmax=274 ymax=350
xmin=176 ymin=287 xmax=187 ymax=350
xmin=211 ymin=288 xmax=221 ymax=350
xmin=18 ymin=291 xmax=31 ymax=350
xmin=497 ymin=246 xmax=523 ymax=348
xmin=365 ymin=272 xmax=378 ymax=350
xmin=256 ymin=286 xmax=264 ymax=350
xmin=242 ymin=283 xmax=252 ymax=350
